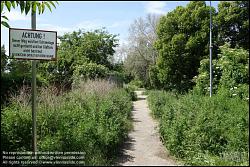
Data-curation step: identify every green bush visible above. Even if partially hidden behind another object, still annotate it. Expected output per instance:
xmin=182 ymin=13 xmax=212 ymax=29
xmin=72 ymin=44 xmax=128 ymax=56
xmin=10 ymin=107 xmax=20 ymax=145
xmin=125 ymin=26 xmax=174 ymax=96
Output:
xmin=1 ymin=80 xmax=132 ymax=165
xmin=147 ymin=90 xmax=176 ymax=119
xmin=124 ymin=84 xmax=137 ymax=101
xmin=128 ymin=79 xmax=143 ymax=88
xmin=193 ymin=44 xmax=249 ymax=101
xmin=148 ymin=65 xmax=162 ymax=89
xmin=148 ymin=90 xmax=249 ymax=166
xmin=1 ymin=72 xmax=47 ymax=106
xmin=72 ymin=62 xmax=109 ymax=87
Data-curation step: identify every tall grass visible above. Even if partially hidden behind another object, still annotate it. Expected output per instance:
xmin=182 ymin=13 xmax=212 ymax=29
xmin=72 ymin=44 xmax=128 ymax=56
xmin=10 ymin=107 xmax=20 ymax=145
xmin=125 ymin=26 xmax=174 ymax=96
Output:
xmin=1 ymin=79 xmax=133 ymax=165
xmin=147 ymin=90 xmax=249 ymax=166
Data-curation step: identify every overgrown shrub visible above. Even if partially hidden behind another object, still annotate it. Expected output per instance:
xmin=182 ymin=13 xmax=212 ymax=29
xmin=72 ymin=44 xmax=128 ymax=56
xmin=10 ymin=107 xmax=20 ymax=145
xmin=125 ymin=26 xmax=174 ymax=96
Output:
xmin=193 ymin=44 xmax=249 ymax=101
xmin=1 ymin=80 xmax=132 ymax=165
xmin=1 ymin=73 xmax=47 ymax=106
xmin=148 ymin=65 xmax=162 ymax=89
xmin=124 ymin=84 xmax=137 ymax=101
xmin=148 ymin=90 xmax=249 ymax=166
xmin=128 ymin=79 xmax=143 ymax=88
xmin=72 ymin=63 xmax=109 ymax=87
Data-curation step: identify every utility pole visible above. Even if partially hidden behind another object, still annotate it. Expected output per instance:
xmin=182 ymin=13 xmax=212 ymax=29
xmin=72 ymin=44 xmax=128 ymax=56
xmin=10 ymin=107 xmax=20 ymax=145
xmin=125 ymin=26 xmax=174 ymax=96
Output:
xmin=209 ymin=1 xmax=213 ymax=97
xmin=31 ymin=8 xmax=37 ymax=154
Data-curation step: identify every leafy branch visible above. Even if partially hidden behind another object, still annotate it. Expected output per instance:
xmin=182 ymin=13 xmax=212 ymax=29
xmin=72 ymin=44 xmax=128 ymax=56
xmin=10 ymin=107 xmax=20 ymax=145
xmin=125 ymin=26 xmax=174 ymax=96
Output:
xmin=1 ymin=1 xmax=59 ymax=28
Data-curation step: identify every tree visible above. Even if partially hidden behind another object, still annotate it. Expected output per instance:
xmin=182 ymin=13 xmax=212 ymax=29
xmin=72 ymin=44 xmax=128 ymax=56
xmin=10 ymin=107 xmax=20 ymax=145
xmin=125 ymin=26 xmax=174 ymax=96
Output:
xmin=1 ymin=1 xmax=59 ymax=28
xmin=38 ymin=29 xmax=119 ymax=89
xmin=154 ymin=1 xmax=216 ymax=92
xmin=124 ymin=14 xmax=160 ymax=87
xmin=216 ymin=1 xmax=249 ymax=50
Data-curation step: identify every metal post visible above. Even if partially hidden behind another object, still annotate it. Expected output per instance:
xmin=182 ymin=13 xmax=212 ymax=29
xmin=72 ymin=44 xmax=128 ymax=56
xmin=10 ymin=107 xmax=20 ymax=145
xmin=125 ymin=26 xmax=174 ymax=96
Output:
xmin=209 ymin=1 xmax=213 ymax=97
xmin=31 ymin=9 xmax=37 ymax=154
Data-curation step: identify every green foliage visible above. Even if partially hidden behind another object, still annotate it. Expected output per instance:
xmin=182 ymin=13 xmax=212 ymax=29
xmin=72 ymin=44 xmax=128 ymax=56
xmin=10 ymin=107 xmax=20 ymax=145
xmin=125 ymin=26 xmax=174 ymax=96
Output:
xmin=72 ymin=62 xmax=109 ymax=87
xmin=1 ymin=1 xmax=59 ymax=28
xmin=79 ymin=29 xmax=118 ymax=68
xmin=1 ymin=46 xmax=46 ymax=105
xmin=1 ymin=69 xmax=47 ymax=106
xmin=216 ymin=1 xmax=249 ymax=49
xmin=148 ymin=64 xmax=162 ymax=89
xmin=107 ymin=70 xmax=125 ymax=88
xmin=147 ymin=91 xmax=174 ymax=119
xmin=148 ymin=90 xmax=249 ymax=166
xmin=38 ymin=29 xmax=119 ymax=89
xmin=124 ymin=84 xmax=137 ymax=101
xmin=1 ymin=45 xmax=8 ymax=73
xmin=193 ymin=44 xmax=249 ymax=100
xmin=124 ymin=52 xmax=150 ymax=87
xmin=192 ymin=58 xmax=221 ymax=95
xmin=216 ymin=45 xmax=249 ymax=96
xmin=1 ymin=80 xmax=132 ymax=165
xmin=154 ymin=1 xmax=216 ymax=93
xmin=128 ymin=79 xmax=143 ymax=88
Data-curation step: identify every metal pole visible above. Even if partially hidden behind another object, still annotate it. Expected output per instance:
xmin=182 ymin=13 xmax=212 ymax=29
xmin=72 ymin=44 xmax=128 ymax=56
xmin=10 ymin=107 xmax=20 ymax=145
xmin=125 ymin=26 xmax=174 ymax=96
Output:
xmin=209 ymin=1 xmax=213 ymax=97
xmin=31 ymin=8 xmax=37 ymax=154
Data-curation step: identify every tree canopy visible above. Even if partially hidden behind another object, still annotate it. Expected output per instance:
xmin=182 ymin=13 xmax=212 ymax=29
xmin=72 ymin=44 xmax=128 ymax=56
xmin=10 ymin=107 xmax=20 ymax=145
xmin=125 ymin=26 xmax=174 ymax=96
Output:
xmin=39 ymin=29 xmax=119 ymax=88
xmin=216 ymin=1 xmax=249 ymax=50
xmin=153 ymin=1 xmax=216 ymax=92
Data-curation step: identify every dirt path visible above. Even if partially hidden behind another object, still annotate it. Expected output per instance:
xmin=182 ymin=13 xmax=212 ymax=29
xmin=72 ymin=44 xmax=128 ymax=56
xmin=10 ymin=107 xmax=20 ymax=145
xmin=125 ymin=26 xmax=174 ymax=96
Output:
xmin=116 ymin=90 xmax=179 ymax=166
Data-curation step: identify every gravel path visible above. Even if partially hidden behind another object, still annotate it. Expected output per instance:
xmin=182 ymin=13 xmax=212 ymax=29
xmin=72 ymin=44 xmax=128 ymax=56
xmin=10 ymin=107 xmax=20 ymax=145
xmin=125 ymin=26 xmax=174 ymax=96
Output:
xmin=116 ymin=90 xmax=179 ymax=166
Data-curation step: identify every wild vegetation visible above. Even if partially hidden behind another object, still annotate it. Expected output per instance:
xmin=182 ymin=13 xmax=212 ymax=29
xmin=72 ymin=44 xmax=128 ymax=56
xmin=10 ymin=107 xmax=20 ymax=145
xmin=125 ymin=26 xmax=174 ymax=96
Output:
xmin=1 ymin=80 xmax=133 ymax=165
xmin=1 ymin=1 xmax=249 ymax=166
xmin=1 ymin=2 xmax=131 ymax=165
xmin=146 ymin=1 xmax=249 ymax=166
xmin=148 ymin=90 xmax=248 ymax=166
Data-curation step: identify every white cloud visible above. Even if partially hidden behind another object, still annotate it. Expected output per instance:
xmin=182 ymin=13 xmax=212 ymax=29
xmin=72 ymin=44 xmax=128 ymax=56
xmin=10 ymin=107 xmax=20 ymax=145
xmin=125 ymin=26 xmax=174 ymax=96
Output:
xmin=144 ymin=1 xmax=168 ymax=15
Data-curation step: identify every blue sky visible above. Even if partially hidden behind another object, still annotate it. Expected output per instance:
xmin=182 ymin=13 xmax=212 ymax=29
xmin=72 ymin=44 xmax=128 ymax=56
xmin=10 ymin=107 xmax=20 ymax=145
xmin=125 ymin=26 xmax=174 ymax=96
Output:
xmin=1 ymin=1 xmax=219 ymax=55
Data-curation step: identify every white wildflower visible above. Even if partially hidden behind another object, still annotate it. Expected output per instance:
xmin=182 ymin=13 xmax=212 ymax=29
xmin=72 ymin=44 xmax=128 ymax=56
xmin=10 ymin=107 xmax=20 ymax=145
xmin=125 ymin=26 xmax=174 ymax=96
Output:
xmin=234 ymin=87 xmax=237 ymax=89
xmin=232 ymin=94 xmax=237 ymax=96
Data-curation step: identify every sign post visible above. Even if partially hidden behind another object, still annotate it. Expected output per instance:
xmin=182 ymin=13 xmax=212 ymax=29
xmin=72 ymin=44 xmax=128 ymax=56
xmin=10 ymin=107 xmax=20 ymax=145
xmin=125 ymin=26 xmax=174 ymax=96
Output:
xmin=9 ymin=11 xmax=57 ymax=155
xmin=209 ymin=1 xmax=213 ymax=97
xmin=31 ymin=9 xmax=37 ymax=155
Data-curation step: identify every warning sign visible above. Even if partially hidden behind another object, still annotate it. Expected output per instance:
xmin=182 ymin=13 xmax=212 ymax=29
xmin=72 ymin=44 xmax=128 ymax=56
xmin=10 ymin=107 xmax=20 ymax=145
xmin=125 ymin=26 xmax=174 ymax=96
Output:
xmin=9 ymin=28 xmax=57 ymax=60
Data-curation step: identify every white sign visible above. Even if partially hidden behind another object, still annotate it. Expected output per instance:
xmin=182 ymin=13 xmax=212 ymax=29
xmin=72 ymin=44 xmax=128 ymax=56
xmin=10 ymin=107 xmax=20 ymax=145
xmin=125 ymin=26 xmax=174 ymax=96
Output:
xmin=9 ymin=28 xmax=57 ymax=60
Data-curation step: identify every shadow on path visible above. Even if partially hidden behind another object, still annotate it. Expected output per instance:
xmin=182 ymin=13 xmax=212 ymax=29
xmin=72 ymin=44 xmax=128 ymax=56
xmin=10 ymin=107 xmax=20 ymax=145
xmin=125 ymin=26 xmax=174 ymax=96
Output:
xmin=114 ymin=90 xmax=179 ymax=166
xmin=114 ymin=135 xmax=136 ymax=165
